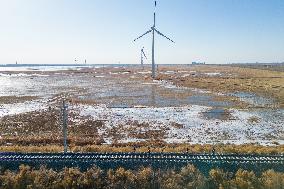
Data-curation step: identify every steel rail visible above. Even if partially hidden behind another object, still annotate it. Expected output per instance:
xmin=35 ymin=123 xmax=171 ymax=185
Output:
xmin=0 ymin=152 xmax=283 ymax=164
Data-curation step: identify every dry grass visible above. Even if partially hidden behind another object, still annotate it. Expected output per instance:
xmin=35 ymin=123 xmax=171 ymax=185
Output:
xmin=0 ymin=108 xmax=105 ymax=146
xmin=0 ymin=109 xmax=61 ymax=138
xmin=157 ymin=65 xmax=284 ymax=108
xmin=247 ymin=116 xmax=261 ymax=124
xmin=2 ymin=164 xmax=283 ymax=189
xmin=0 ymin=143 xmax=283 ymax=154
xmin=0 ymin=96 xmax=39 ymax=104
xmin=0 ymin=108 xmax=168 ymax=146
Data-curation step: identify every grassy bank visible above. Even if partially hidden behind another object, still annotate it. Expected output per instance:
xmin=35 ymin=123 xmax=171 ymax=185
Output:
xmin=0 ymin=143 xmax=283 ymax=154
xmin=0 ymin=164 xmax=283 ymax=189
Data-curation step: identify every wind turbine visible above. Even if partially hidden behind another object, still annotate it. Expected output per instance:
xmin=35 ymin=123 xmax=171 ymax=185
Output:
xmin=134 ymin=1 xmax=174 ymax=78
xmin=141 ymin=47 xmax=147 ymax=67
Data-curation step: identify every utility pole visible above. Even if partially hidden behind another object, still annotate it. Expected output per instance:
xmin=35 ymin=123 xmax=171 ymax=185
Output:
xmin=62 ymin=100 xmax=68 ymax=153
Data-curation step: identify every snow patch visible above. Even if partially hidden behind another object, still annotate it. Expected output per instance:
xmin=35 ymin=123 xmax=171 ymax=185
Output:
xmin=0 ymin=101 xmax=48 ymax=117
xmin=205 ymin=72 xmax=221 ymax=76
xmin=72 ymin=104 xmax=284 ymax=145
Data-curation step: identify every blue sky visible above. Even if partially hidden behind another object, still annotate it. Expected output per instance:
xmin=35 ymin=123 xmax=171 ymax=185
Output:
xmin=0 ymin=0 xmax=284 ymax=64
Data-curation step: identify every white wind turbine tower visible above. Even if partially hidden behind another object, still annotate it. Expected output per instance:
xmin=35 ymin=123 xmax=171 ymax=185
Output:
xmin=134 ymin=1 xmax=174 ymax=78
xmin=141 ymin=47 xmax=147 ymax=67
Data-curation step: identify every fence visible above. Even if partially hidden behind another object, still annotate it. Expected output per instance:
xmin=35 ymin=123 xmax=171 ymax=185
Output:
xmin=1 ymin=152 xmax=283 ymax=174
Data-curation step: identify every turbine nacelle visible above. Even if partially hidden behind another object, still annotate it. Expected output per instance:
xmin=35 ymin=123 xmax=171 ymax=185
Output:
xmin=134 ymin=27 xmax=175 ymax=43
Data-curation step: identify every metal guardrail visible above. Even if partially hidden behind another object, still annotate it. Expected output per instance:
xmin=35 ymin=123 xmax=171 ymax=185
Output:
xmin=0 ymin=152 xmax=283 ymax=164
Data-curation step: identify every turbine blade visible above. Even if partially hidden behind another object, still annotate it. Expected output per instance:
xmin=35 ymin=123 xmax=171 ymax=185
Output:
xmin=154 ymin=28 xmax=175 ymax=43
xmin=134 ymin=29 xmax=152 ymax=42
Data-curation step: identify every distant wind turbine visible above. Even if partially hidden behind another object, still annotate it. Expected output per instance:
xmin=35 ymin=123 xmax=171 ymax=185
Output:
xmin=134 ymin=0 xmax=174 ymax=78
xmin=141 ymin=47 xmax=147 ymax=67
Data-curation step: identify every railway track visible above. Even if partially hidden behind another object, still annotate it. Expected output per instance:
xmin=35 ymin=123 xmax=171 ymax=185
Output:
xmin=1 ymin=152 xmax=283 ymax=164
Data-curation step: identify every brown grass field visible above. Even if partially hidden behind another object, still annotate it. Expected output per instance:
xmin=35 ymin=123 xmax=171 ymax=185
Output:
xmin=157 ymin=65 xmax=284 ymax=108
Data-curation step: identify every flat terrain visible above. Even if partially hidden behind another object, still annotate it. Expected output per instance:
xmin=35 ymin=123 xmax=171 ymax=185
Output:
xmin=0 ymin=64 xmax=283 ymax=152
xmin=158 ymin=64 xmax=284 ymax=108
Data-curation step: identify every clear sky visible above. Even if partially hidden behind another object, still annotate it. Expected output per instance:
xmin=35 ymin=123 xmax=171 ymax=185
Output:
xmin=0 ymin=0 xmax=284 ymax=64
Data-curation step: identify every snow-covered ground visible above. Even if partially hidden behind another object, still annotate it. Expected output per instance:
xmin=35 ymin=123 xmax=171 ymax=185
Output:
xmin=204 ymin=72 xmax=221 ymax=76
xmin=0 ymin=67 xmax=283 ymax=146
xmin=72 ymin=104 xmax=284 ymax=145
xmin=0 ymin=100 xmax=48 ymax=117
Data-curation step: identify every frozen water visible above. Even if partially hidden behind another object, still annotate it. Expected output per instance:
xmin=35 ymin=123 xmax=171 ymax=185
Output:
xmin=230 ymin=92 xmax=275 ymax=107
